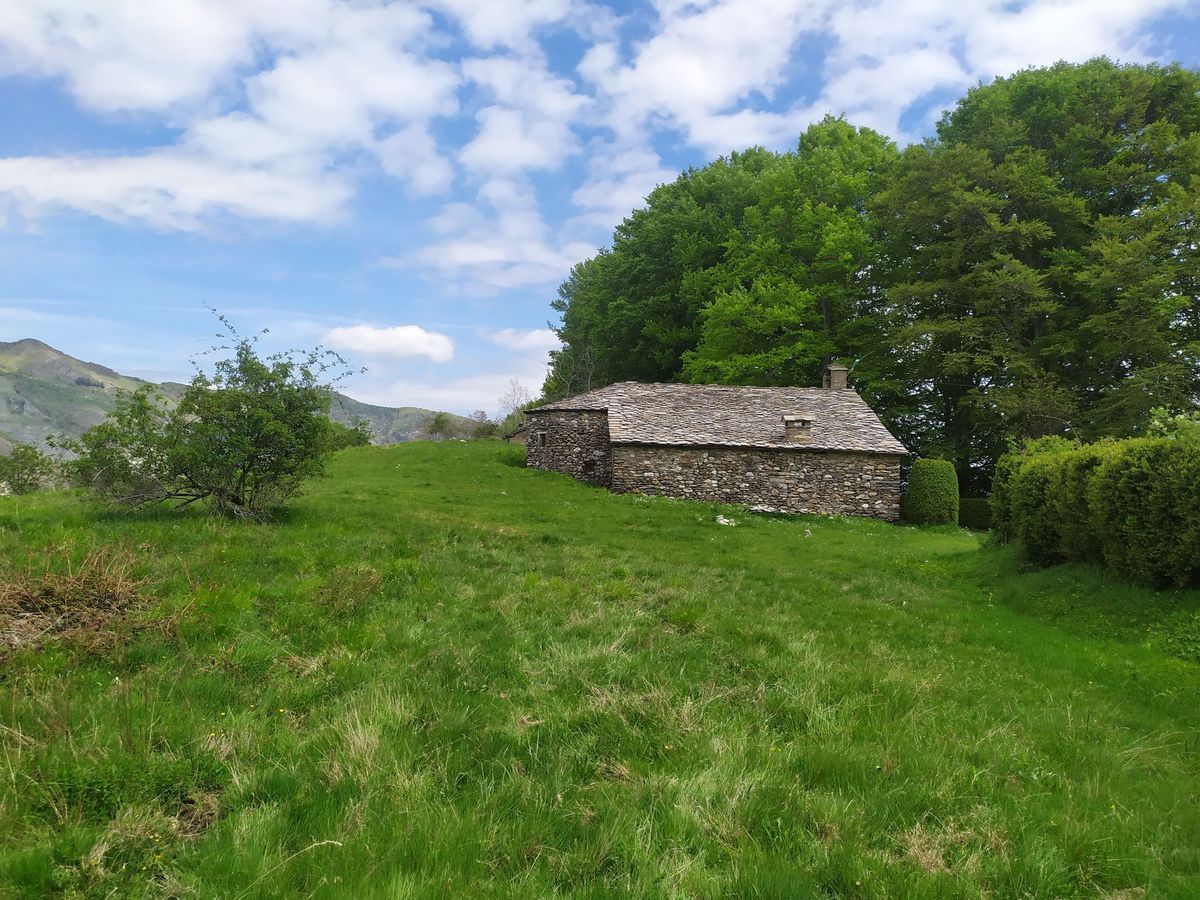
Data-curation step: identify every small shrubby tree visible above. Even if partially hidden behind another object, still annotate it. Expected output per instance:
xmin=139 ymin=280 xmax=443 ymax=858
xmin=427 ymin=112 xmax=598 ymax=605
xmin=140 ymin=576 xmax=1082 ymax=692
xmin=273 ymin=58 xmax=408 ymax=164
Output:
xmin=427 ymin=412 xmax=452 ymax=440
xmin=497 ymin=379 xmax=533 ymax=420
xmin=468 ymin=410 xmax=496 ymax=439
xmin=63 ymin=318 xmax=353 ymax=518
xmin=0 ymin=444 xmax=53 ymax=494
xmin=325 ymin=417 xmax=373 ymax=450
xmin=496 ymin=379 xmax=538 ymax=439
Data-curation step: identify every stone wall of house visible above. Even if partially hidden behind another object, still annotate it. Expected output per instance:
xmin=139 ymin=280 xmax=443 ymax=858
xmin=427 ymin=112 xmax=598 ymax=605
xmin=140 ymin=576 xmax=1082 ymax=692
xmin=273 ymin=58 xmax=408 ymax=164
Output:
xmin=610 ymin=444 xmax=903 ymax=520
xmin=524 ymin=410 xmax=612 ymax=486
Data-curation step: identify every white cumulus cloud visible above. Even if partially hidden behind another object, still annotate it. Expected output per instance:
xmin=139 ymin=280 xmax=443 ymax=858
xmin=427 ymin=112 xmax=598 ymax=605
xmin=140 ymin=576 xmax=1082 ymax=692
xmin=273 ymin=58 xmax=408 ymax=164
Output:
xmin=0 ymin=0 xmax=459 ymax=228
xmin=0 ymin=0 xmax=1191 ymax=276
xmin=486 ymin=328 xmax=561 ymax=355
xmin=459 ymin=55 xmax=588 ymax=176
xmin=397 ymin=178 xmax=598 ymax=292
xmin=427 ymin=0 xmax=615 ymax=49
xmin=324 ymin=324 xmax=455 ymax=363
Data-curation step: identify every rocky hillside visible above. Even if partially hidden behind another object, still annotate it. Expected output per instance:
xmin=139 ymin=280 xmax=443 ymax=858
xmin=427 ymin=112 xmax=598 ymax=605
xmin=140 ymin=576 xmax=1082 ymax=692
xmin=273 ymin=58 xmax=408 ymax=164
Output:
xmin=0 ymin=339 xmax=147 ymax=451
xmin=0 ymin=339 xmax=469 ymax=452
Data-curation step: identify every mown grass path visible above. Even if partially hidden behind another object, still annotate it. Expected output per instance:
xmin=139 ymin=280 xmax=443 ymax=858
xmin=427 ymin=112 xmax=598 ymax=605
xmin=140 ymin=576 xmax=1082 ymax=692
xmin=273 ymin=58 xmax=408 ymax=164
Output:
xmin=2 ymin=442 xmax=1198 ymax=897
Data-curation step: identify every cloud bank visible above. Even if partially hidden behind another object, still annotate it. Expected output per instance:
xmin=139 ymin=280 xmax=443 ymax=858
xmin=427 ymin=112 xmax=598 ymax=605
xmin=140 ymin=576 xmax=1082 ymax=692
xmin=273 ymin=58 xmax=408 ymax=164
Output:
xmin=0 ymin=0 xmax=1191 ymax=294
xmin=324 ymin=324 xmax=455 ymax=363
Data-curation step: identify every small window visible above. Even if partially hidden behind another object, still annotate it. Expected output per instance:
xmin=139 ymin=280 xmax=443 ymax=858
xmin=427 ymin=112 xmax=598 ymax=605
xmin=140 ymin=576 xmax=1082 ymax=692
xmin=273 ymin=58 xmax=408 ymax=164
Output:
xmin=582 ymin=459 xmax=596 ymax=475
xmin=536 ymin=432 xmax=547 ymax=447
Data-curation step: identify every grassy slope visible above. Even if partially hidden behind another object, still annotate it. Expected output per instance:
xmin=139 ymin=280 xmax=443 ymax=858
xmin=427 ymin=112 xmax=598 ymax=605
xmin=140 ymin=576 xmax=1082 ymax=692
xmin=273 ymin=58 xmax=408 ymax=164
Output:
xmin=1 ymin=442 xmax=1197 ymax=898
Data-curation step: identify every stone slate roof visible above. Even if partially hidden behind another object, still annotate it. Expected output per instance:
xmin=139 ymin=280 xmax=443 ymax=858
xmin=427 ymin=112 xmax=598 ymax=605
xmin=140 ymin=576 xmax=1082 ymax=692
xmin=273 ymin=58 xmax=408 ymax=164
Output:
xmin=531 ymin=382 xmax=908 ymax=454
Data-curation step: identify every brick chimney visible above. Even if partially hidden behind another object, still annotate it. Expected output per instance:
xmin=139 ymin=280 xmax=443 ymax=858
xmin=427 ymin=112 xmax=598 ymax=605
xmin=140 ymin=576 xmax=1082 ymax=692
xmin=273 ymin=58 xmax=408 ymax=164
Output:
xmin=782 ymin=414 xmax=813 ymax=443
xmin=823 ymin=363 xmax=849 ymax=390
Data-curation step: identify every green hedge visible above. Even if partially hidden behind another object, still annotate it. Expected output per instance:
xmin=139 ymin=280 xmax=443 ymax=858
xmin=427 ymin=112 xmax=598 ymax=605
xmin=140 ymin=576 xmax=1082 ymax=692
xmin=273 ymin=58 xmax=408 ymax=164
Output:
xmin=992 ymin=437 xmax=1200 ymax=588
xmin=958 ymin=498 xmax=991 ymax=530
xmin=903 ymin=458 xmax=959 ymax=525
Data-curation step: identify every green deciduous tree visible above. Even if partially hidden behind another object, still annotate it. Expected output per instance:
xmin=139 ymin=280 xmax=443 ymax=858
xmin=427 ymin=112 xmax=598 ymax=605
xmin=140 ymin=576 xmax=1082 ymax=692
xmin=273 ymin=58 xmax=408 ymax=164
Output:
xmin=0 ymin=444 xmax=53 ymax=494
xmin=682 ymin=118 xmax=897 ymax=387
xmin=549 ymin=122 xmax=898 ymax=397
xmin=427 ymin=412 xmax=452 ymax=440
xmin=64 ymin=321 xmax=350 ymax=518
xmin=545 ymin=60 xmax=1200 ymax=493
xmin=877 ymin=59 xmax=1200 ymax=491
xmin=325 ymin=417 xmax=373 ymax=450
xmin=468 ymin=410 xmax=497 ymax=439
xmin=546 ymin=147 xmax=781 ymax=395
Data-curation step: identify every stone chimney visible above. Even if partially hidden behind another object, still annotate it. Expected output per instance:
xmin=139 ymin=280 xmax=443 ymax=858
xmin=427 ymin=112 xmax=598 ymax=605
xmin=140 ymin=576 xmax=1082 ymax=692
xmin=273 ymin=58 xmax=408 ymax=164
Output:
xmin=782 ymin=414 xmax=813 ymax=443
xmin=823 ymin=363 xmax=849 ymax=390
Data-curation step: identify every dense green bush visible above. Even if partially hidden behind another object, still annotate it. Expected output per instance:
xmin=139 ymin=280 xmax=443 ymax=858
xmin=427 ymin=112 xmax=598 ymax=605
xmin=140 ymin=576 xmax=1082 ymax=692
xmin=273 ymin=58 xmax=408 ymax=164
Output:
xmin=989 ymin=453 xmax=1022 ymax=541
xmin=993 ymin=436 xmax=1200 ymax=587
xmin=0 ymin=444 xmax=53 ymax=494
xmin=1049 ymin=445 xmax=1110 ymax=564
xmin=1090 ymin=440 xmax=1200 ymax=588
xmin=990 ymin=436 xmax=1076 ymax=542
xmin=1010 ymin=456 xmax=1062 ymax=564
xmin=903 ymin=458 xmax=959 ymax=525
xmin=325 ymin=417 xmax=373 ymax=451
xmin=1006 ymin=443 xmax=1110 ymax=566
xmin=958 ymin=498 xmax=991 ymax=530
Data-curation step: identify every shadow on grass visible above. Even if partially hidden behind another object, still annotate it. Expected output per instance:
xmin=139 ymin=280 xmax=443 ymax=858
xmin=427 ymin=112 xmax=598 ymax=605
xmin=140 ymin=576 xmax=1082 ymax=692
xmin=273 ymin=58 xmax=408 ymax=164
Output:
xmin=954 ymin=542 xmax=1200 ymax=664
xmin=81 ymin=499 xmax=319 ymax=530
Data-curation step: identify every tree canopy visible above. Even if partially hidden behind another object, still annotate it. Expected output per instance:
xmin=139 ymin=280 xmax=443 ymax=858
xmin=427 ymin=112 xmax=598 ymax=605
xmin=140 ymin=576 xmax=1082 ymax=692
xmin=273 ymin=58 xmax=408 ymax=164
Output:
xmin=546 ymin=60 xmax=1200 ymax=493
xmin=62 ymin=322 xmax=353 ymax=518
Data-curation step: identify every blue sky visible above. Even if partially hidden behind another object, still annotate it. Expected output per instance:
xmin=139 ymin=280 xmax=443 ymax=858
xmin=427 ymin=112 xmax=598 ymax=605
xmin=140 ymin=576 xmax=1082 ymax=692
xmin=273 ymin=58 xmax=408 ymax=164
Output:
xmin=1 ymin=0 xmax=1198 ymax=415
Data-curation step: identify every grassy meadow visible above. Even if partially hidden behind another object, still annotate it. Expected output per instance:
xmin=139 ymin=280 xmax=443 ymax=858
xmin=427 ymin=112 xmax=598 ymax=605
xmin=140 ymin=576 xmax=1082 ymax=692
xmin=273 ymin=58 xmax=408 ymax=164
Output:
xmin=1 ymin=441 xmax=1198 ymax=897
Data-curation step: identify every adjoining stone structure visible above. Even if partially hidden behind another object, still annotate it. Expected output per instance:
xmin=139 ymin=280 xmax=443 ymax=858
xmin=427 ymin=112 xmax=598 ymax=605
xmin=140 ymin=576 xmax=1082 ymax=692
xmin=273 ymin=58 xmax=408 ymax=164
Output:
xmin=523 ymin=366 xmax=908 ymax=521
xmin=524 ymin=408 xmax=612 ymax=485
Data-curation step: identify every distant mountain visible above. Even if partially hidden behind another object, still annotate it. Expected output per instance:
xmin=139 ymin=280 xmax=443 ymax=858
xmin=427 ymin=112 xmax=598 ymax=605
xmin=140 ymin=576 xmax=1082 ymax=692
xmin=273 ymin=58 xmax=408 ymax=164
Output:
xmin=327 ymin=392 xmax=472 ymax=444
xmin=0 ymin=338 xmax=148 ymax=450
xmin=0 ymin=338 xmax=470 ymax=452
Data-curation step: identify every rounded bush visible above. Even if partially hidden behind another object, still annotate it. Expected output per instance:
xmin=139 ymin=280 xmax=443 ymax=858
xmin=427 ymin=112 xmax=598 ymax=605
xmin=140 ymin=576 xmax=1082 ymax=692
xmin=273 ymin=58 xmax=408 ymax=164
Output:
xmin=903 ymin=458 xmax=959 ymax=525
xmin=990 ymin=436 xmax=1077 ymax=542
xmin=1089 ymin=439 xmax=1200 ymax=588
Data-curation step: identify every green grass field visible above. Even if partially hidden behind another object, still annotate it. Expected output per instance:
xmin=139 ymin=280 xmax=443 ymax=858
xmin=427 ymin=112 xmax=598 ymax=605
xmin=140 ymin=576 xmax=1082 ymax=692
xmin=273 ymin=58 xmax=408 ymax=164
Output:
xmin=2 ymin=442 xmax=1198 ymax=898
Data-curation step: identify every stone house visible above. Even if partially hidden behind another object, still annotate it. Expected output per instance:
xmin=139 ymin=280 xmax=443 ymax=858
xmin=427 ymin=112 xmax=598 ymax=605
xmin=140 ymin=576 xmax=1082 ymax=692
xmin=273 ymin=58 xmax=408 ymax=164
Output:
xmin=523 ymin=365 xmax=908 ymax=521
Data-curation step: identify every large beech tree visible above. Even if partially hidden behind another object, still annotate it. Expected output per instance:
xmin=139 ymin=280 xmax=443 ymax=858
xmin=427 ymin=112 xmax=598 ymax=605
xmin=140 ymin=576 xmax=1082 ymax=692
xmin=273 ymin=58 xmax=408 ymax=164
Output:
xmin=546 ymin=60 xmax=1200 ymax=492
xmin=876 ymin=59 xmax=1200 ymax=490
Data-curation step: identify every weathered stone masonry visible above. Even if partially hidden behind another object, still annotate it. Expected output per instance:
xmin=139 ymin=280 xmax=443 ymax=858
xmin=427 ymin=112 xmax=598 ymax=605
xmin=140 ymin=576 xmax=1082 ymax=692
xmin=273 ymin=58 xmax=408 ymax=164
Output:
xmin=611 ymin=444 xmax=903 ymax=520
xmin=523 ymin=409 xmax=612 ymax=486
xmin=524 ymin=376 xmax=909 ymax=522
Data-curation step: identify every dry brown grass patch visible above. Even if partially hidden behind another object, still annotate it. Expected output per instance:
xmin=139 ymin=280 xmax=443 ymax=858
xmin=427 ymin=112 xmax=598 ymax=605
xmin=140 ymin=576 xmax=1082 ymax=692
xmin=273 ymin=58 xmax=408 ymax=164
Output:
xmin=316 ymin=562 xmax=383 ymax=613
xmin=0 ymin=547 xmax=150 ymax=656
xmin=596 ymin=760 xmax=631 ymax=781
xmin=899 ymin=820 xmax=973 ymax=874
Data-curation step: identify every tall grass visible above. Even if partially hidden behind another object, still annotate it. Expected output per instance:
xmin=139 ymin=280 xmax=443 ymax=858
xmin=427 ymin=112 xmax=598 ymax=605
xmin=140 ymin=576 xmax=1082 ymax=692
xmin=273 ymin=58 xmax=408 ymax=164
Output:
xmin=0 ymin=442 xmax=1197 ymax=897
